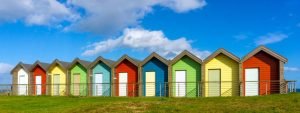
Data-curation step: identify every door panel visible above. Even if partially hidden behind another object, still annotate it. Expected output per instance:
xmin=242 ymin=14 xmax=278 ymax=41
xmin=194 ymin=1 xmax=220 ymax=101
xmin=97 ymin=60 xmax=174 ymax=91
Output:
xmin=95 ymin=73 xmax=103 ymax=96
xmin=36 ymin=76 xmax=42 ymax=95
xmin=175 ymin=71 xmax=186 ymax=97
xmin=18 ymin=75 xmax=27 ymax=95
xmin=119 ymin=73 xmax=128 ymax=96
xmin=245 ymin=68 xmax=259 ymax=96
xmin=145 ymin=72 xmax=155 ymax=96
xmin=53 ymin=74 xmax=60 ymax=96
xmin=73 ymin=74 xmax=80 ymax=96
xmin=208 ymin=69 xmax=221 ymax=97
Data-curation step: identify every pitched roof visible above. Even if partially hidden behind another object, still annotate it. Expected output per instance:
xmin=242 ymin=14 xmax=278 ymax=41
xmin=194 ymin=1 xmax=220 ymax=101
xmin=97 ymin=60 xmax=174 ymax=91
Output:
xmin=10 ymin=62 xmax=32 ymax=74
xmin=241 ymin=45 xmax=288 ymax=63
xmin=68 ymin=58 xmax=91 ymax=69
xmin=30 ymin=61 xmax=50 ymax=71
xmin=140 ymin=52 xmax=169 ymax=66
xmin=204 ymin=48 xmax=240 ymax=63
xmin=89 ymin=56 xmax=115 ymax=68
xmin=113 ymin=54 xmax=140 ymax=67
xmin=105 ymin=59 xmax=115 ymax=65
xmin=170 ymin=50 xmax=202 ymax=65
xmin=47 ymin=59 xmax=70 ymax=71
xmin=60 ymin=61 xmax=70 ymax=69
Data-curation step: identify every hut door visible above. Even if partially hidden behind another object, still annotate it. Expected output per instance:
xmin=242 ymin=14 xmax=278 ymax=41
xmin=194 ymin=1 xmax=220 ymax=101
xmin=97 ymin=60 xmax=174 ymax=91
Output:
xmin=36 ymin=76 xmax=42 ymax=95
xmin=245 ymin=68 xmax=259 ymax=96
xmin=53 ymin=74 xmax=60 ymax=96
xmin=175 ymin=71 xmax=186 ymax=97
xmin=208 ymin=69 xmax=221 ymax=97
xmin=95 ymin=73 xmax=103 ymax=96
xmin=73 ymin=74 xmax=80 ymax=96
xmin=18 ymin=75 xmax=27 ymax=95
xmin=119 ymin=73 xmax=128 ymax=96
xmin=145 ymin=72 xmax=156 ymax=96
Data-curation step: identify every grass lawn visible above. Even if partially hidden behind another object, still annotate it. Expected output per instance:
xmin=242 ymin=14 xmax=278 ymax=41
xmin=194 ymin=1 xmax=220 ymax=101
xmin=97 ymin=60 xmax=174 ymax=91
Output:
xmin=0 ymin=93 xmax=299 ymax=113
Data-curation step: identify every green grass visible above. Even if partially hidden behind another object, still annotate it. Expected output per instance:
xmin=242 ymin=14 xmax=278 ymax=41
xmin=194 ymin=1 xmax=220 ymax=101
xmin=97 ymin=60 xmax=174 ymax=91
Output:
xmin=0 ymin=93 xmax=299 ymax=113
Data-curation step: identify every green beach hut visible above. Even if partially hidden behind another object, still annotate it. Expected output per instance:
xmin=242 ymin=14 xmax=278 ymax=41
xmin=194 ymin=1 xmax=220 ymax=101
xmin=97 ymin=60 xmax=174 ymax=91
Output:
xmin=68 ymin=58 xmax=91 ymax=96
xmin=169 ymin=50 xmax=202 ymax=97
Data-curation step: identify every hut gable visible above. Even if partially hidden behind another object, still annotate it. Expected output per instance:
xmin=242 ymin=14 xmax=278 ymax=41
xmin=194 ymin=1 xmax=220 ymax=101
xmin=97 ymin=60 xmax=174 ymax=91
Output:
xmin=88 ymin=56 xmax=115 ymax=69
xmin=68 ymin=58 xmax=91 ymax=70
xmin=204 ymin=48 xmax=240 ymax=63
xmin=140 ymin=52 xmax=169 ymax=66
xmin=11 ymin=62 xmax=32 ymax=75
xmin=113 ymin=55 xmax=140 ymax=67
xmin=47 ymin=59 xmax=70 ymax=72
xmin=242 ymin=46 xmax=287 ymax=63
xmin=30 ymin=61 xmax=50 ymax=72
xmin=170 ymin=50 xmax=202 ymax=65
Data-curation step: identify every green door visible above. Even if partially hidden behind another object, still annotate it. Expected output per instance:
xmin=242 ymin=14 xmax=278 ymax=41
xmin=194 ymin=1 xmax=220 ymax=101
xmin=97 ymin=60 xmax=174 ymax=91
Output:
xmin=73 ymin=74 xmax=80 ymax=96
xmin=208 ymin=69 xmax=221 ymax=97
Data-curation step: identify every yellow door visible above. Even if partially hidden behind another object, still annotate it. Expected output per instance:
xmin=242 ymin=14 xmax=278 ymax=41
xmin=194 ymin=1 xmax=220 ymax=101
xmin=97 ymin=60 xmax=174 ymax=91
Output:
xmin=53 ymin=74 xmax=60 ymax=96
xmin=208 ymin=69 xmax=221 ymax=97
xmin=145 ymin=72 xmax=155 ymax=96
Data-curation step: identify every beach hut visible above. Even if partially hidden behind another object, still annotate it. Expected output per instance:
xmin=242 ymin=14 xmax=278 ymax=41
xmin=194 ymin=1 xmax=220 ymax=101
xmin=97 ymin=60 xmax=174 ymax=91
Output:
xmin=241 ymin=46 xmax=287 ymax=96
xmin=169 ymin=50 xmax=202 ymax=97
xmin=88 ymin=56 xmax=114 ymax=96
xmin=30 ymin=61 xmax=50 ymax=96
xmin=68 ymin=58 xmax=91 ymax=96
xmin=203 ymin=49 xmax=240 ymax=97
xmin=140 ymin=52 xmax=169 ymax=97
xmin=10 ymin=62 xmax=32 ymax=95
xmin=113 ymin=55 xmax=139 ymax=97
xmin=47 ymin=59 xmax=70 ymax=96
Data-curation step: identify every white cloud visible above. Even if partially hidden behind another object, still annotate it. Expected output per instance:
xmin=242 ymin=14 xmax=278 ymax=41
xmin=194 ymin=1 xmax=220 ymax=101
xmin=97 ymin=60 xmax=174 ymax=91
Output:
xmin=160 ymin=0 xmax=207 ymax=13
xmin=0 ymin=0 xmax=206 ymax=33
xmin=0 ymin=63 xmax=14 ymax=74
xmin=255 ymin=33 xmax=288 ymax=45
xmin=0 ymin=0 xmax=76 ymax=26
xmin=163 ymin=0 xmax=207 ymax=13
xmin=285 ymin=67 xmax=300 ymax=72
xmin=66 ymin=0 xmax=206 ymax=34
xmin=82 ymin=28 xmax=211 ymax=59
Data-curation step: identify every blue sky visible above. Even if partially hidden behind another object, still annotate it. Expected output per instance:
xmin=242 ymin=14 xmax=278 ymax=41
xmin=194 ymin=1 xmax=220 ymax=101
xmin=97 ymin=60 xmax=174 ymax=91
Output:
xmin=0 ymin=0 xmax=299 ymax=86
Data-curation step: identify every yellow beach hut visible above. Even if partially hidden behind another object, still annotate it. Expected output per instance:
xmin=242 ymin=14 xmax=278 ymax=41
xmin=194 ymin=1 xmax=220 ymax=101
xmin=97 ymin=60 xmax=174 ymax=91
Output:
xmin=47 ymin=59 xmax=70 ymax=96
xmin=203 ymin=48 xmax=240 ymax=97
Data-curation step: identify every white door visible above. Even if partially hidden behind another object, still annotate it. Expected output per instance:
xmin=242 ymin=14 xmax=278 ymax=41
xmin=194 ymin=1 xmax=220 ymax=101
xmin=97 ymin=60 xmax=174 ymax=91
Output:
xmin=36 ymin=76 xmax=42 ymax=95
xmin=245 ymin=68 xmax=259 ymax=96
xmin=53 ymin=74 xmax=60 ymax=96
xmin=18 ymin=75 xmax=27 ymax=95
xmin=119 ymin=73 xmax=128 ymax=96
xmin=145 ymin=72 xmax=156 ymax=96
xmin=175 ymin=71 xmax=186 ymax=97
xmin=95 ymin=73 xmax=103 ymax=96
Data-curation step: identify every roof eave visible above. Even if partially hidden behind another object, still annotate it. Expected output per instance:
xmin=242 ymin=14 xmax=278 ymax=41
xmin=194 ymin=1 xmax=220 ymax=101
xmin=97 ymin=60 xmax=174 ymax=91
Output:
xmin=140 ymin=53 xmax=169 ymax=66
xmin=113 ymin=55 xmax=139 ymax=67
xmin=170 ymin=50 xmax=202 ymax=66
xmin=89 ymin=56 xmax=113 ymax=69
xmin=241 ymin=46 xmax=288 ymax=63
